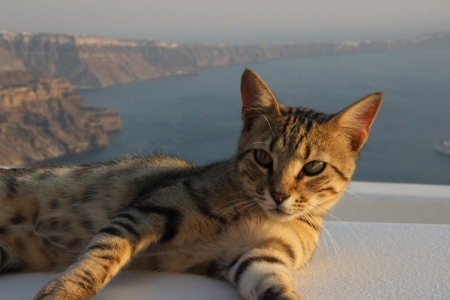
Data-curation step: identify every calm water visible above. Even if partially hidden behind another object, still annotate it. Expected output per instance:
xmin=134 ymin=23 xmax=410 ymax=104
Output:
xmin=41 ymin=49 xmax=450 ymax=185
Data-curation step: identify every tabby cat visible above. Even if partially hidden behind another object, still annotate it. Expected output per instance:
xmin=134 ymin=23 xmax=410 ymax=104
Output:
xmin=0 ymin=69 xmax=382 ymax=300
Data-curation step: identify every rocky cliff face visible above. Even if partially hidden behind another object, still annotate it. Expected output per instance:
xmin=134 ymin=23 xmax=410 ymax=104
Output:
xmin=0 ymin=70 xmax=121 ymax=166
xmin=1 ymin=31 xmax=448 ymax=88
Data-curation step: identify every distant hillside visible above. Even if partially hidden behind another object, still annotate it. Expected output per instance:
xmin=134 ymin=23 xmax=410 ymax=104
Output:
xmin=0 ymin=31 xmax=449 ymax=88
xmin=0 ymin=70 xmax=121 ymax=165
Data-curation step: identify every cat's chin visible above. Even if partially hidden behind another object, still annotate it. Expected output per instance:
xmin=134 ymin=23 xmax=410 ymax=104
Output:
xmin=266 ymin=208 xmax=297 ymax=222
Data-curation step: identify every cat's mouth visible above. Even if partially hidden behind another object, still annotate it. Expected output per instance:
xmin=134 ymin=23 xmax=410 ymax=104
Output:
xmin=267 ymin=208 xmax=295 ymax=222
xmin=270 ymin=208 xmax=288 ymax=214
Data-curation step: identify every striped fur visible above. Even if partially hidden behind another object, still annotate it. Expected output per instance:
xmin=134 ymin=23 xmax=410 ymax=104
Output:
xmin=0 ymin=69 xmax=381 ymax=300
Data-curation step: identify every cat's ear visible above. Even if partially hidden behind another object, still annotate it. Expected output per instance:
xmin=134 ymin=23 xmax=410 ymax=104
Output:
xmin=240 ymin=69 xmax=281 ymax=129
xmin=333 ymin=92 xmax=382 ymax=152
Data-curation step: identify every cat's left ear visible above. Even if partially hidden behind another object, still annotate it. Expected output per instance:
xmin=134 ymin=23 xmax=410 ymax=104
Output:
xmin=240 ymin=69 xmax=281 ymax=129
xmin=333 ymin=92 xmax=382 ymax=152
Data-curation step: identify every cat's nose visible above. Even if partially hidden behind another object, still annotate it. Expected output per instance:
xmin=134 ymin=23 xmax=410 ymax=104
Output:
xmin=270 ymin=192 xmax=289 ymax=204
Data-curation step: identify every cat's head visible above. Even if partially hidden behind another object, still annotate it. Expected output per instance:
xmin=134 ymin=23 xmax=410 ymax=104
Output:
xmin=236 ymin=69 xmax=382 ymax=222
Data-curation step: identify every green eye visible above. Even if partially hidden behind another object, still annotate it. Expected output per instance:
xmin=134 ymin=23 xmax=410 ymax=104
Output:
xmin=302 ymin=161 xmax=326 ymax=176
xmin=254 ymin=149 xmax=273 ymax=167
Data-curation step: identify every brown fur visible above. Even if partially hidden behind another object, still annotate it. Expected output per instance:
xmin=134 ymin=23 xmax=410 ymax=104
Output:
xmin=0 ymin=69 xmax=381 ymax=300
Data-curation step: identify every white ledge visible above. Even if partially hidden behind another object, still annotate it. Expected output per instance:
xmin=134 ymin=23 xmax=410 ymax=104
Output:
xmin=1 ymin=222 xmax=449 ymax=300
xmin=328 ymin=181 xmax=450 ymax=224
xmin=347 ymin=181 xmax=450 ymax=201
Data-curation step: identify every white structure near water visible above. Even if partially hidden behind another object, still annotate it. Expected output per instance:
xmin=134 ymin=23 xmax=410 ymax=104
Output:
xmin=1 ymin=182 xmax=449 ymax=299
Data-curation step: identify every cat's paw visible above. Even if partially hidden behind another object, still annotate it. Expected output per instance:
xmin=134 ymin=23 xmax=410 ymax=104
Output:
xmin=34 ymin=278 xmax=88 ymax=300
xmin=260 ymin=286 xmax=302 ymax=300
xmin=34 ymin=279 xmax=65 ymax=300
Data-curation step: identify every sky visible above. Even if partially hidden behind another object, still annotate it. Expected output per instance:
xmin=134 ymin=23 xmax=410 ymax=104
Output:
xmin=1 ymin=0 xmax=450 ymax=44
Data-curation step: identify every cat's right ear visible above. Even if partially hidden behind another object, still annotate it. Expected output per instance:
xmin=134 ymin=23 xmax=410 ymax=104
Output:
xmin=240 ymin=69 xmax=281 ymax=129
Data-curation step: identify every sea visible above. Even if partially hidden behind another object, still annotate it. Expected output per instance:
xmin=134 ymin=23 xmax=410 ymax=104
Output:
xmin=39 ymin=49 xmax=450 ymax=185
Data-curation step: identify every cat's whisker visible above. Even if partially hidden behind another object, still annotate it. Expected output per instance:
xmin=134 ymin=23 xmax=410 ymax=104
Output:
xmin=225 ymin=202 xmax=259 ymax=225
xmin=304 ymin=203 xmax=342 ymax=256
xmin=212 ymin=201 xmax=255 ymax=226
xmin=207 ymin=187 xmax=259 ymax=211
xmin=208 ymin=197 xmax=251 ymax=216
xmin=344 ymin=189 xmax=370 ymax=205
xmin=319 ymin=221 xmax=342 ymax=257
xmin=211 ymin=200 xmax=255 ymax=227
xmin=325 ymin=212 xmax=369 ymax=259
xmin=295 ymin=202 xmax=341 ymax=257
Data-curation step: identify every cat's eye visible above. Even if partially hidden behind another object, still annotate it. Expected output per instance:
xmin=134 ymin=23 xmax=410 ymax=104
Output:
xmin=254 ymin=149 xmax=273 ymax=167
xmin=302 ymin=161 xmax=326 ymax=176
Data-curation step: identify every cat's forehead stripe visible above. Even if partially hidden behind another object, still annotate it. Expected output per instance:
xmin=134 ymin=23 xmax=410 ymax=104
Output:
xmin=282 ymin=106 xmax=332 ymax=124
xmin=269 ymin=137 xmax=279 ymax=152
xmin=293 ymin=135 xmax=305 ymax=152
xmin=279 ymin=114 xmax=312 ymax=151
xmin=304 ymin=145 xmax=312 ymax=160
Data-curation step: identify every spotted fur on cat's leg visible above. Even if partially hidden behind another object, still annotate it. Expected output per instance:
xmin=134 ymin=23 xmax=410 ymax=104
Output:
xmin=35 ymin=204 xmax=183 ymax=300
xmin=33 ymin=233 xmax=137 ymax=300
xmin=1 ymin=224 xmax=69 ymax=273
xmin=0 ymin=243 xmax=24 ymax=274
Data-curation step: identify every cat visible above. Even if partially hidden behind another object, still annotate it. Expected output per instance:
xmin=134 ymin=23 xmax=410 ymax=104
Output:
xmin=0 ymin=69 xmax=382 ymax=300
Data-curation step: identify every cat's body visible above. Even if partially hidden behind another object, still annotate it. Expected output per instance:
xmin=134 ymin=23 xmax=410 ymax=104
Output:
xmin=0 ymin=69 xmax=382 ymax=300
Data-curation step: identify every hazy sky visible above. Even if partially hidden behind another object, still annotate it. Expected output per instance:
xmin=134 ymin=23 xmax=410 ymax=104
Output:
xmin=1 ymin=0 xmax=450 ymax=44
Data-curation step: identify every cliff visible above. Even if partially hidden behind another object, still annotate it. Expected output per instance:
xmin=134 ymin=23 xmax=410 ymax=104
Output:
xmin=1 ymin=31 xmax=449 ymax=88
xmin=0 ymin=70 xmax=121 ymax=166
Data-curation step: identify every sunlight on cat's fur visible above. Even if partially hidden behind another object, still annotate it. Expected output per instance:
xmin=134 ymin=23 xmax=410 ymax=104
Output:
xmin=0 ymin=69 xmax=381 ymax=300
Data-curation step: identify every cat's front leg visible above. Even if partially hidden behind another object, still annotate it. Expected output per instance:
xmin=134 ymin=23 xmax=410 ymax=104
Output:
xmin=34 ymin=234 xmax=139 ymax=300
xmin=226 ymin=247 xmax=301 ymax=300
xmin=35 ymin=203 xmax=182 ymax=300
